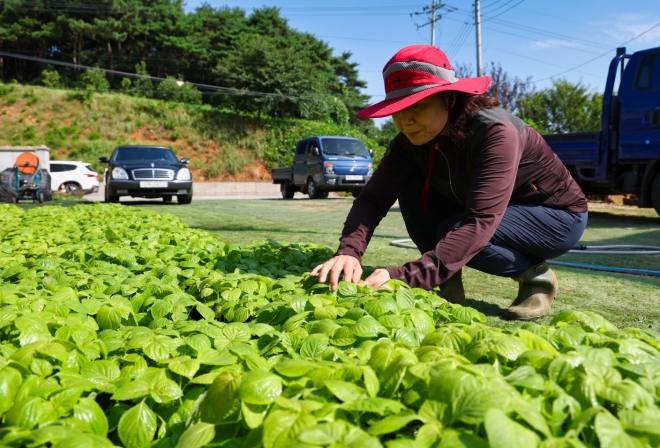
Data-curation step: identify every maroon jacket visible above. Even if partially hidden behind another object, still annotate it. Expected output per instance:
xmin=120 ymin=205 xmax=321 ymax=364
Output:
xmin=336 ymin=107 xmax=588 ymax=289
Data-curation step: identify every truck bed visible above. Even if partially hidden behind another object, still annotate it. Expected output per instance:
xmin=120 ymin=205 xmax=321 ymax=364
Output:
xmin=543 ymin=131 xmax=602 ymax=166
xmin=271 ymin=167 xmax=292 ymax=183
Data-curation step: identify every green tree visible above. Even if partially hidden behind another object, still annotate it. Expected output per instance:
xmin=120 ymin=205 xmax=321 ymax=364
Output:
xmin=214 ymin=34 xmax=321 ymax=120
xmin=41 ymin=68 xmax=61 ymax=87
xmin=375 ymin=120 xmax=400 ymax=147
xmin=81 ymin=69 xmax=110 ymax=90
xmin=518 ymin=79 xmax=602 ymax=134
xmin=157 ymin=76 xmax=202 ymax=105
xmin=0 ymin=1 xmax=369 ymax=123
xmin=132 ymin=61 xmax=153 ymax=97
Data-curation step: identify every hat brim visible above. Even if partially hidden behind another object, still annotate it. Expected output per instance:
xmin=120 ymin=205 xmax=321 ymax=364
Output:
xmin=358 ymin=76 xmax=491 ymax=119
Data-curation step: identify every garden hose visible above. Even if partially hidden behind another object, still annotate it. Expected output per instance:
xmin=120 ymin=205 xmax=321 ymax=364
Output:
xmin=389 ymin=239 xmax=660 ymax=277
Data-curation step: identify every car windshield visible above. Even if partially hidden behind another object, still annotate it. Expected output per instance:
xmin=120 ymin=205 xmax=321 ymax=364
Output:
xmin=321 ymin=138 xmax=370 ymax=158
xmin=112 ymin=148 xmax=179 ymax=163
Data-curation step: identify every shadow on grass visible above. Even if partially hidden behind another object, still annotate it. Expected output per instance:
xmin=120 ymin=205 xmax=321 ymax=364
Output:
xmin=190 ymin=224 xmax=335 ymax=237
xmin=585 ymin=211 xmax=660 ymax=227
xmin=465 ymin=297 xmax=508 ymax=318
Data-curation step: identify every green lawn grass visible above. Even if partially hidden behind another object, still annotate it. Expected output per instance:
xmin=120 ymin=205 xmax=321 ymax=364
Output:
xmin=17 ymin=196 xmax=659 ymax=331
xmin=119 ymin=197 xmax=660 ymax=332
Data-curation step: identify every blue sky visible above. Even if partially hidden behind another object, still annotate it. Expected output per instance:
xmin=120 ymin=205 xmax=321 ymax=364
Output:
xmin=184 ymin=0 xmax=660 ymax=126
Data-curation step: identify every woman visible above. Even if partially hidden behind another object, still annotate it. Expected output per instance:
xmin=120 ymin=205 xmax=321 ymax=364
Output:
xmin=311 ymin=45 xmax=588 ymax=320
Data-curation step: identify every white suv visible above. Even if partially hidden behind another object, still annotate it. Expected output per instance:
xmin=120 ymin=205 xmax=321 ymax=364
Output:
xmin=50 ymin=161 xmax=99 ymax=195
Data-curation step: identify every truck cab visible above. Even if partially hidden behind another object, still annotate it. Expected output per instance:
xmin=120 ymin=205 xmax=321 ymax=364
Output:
xmin=618 ymin=48 xmax=660 ymax=162
xmin=543 ymin=46 xmax=660 ymax=215
xmin=282 ymin=136 xmax=373 ymax=199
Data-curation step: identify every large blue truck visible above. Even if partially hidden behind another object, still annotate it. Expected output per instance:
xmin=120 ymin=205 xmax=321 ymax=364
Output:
xmin=543 ymin=46 xmax=660 ymax=216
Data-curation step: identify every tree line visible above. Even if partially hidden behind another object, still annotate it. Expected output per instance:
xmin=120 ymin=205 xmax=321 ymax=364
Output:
xmin=0 ymin=0 xmax=369 ymax=125
xmin=0 ymin=0 xmax=603 ymax=134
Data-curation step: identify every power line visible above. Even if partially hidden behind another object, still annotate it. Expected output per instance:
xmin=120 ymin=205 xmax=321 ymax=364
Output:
xmin=481 ymin=0 xmax=525 ymax=20
xmin=446 ymin=10 xmax=474 ymax=60
xmin=0 ymin=50 xmax=368 ymax=105
xmin=532 ymin=20 xmax=660 ymax=84
xmin=486 ymin=17 xmax=613 ymax=51
xmin=488 ymin=46 xmax=605 ymax=79
xmin=480 ymin=0 xmax=517 ymax=14
xmin=479 ymin=0 xmax=506 ymax=12
xmin=445 ymin=5 xmax=614 ymax=53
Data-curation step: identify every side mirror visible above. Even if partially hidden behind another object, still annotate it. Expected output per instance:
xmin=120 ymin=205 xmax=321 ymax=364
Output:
xmin=98 ymin=156 xmax=109 ymax=163
xmin=180 ymin=158 xmax=190 ymax=164
xmin=311 ymin=147 xmax=320 ymax=157
xmin=369 ymin=149 xmax=374 ymax=157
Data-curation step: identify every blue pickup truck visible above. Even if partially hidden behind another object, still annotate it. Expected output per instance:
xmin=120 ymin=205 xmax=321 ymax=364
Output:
xmin=271 ymin=136 xmax=374 ymax=199
xmin=544 ymin=46 xmax=660 ymax=215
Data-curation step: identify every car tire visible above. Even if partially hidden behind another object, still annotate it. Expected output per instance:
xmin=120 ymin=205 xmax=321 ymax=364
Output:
xmin=651 ymin=171 xmax=660 ymax=217
xmin=105 ymin=185 xmax=119 ymax=203
xmin=352 ymin=188 xmax=362 ymax=198
xmin=281 ymin=181 xmax=295 ymax=199
xmin=163 ymin=195 xmax=173 ymax=203
xmin=177 ymin=189 xmax=193 ymax=204
xmin=64 ymin=182 xmax=82 ymax=194
xmin=307 ymin=178 xmax=323 ymax=199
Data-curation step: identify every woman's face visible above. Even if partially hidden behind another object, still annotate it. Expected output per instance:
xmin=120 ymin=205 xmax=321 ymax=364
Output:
xmin=392 ymin=94 xmax=450 ymax=146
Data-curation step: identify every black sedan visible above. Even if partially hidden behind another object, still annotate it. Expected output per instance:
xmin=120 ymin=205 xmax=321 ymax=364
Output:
xmin=99 ymin=145 xmax=193 ymax=204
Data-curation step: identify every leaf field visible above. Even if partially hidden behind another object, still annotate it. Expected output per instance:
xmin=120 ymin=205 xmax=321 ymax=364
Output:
xmin=133 ymin=198 xmax=660 ymax=332
xmin=1 ymin=203 xmax=660 ymax=447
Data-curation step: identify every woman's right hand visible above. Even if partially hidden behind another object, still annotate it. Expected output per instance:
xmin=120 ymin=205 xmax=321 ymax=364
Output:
xmin=310 ymin=255 xmax=363 ymax=291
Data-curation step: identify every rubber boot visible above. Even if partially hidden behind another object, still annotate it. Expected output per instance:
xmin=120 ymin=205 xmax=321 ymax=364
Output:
xmin=438 ymin=268 xmax=465 ymax=305
xmin=506 ymin=263 xmax=558 ymax=320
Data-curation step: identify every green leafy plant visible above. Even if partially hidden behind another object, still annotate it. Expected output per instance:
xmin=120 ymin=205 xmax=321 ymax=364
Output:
xmin=41 ymin=69 xmax=61 ymax=88
xmin=21 ymin=126 xmax=36 ymax=140
xmin=156 ymin=77 xmax=202 ymax=105
xmin=0 ymin=85 xmax=15 ymax=96
xmin=0 ymin=204 xmax=658 ymax=447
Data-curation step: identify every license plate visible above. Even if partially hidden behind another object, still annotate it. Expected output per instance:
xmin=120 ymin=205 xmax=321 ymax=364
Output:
xmin=140 ymin=181 xmax=168 ymax=188
xmin=345 ymin=175 xmax=363 ymax=181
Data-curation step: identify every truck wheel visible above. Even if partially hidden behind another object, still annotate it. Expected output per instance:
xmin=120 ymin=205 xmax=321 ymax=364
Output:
xmin=352 ymin=188 xmax=362 ymax=198
xmin=651 ymin=172 xmax=660 ymax=217
xmin=281 ymin=181 xmax=295 ymax=199
xmin=307 ymin=178 xmax=322 ymax=199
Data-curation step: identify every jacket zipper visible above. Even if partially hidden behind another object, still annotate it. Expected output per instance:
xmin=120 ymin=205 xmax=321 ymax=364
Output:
xmin=438 ymin=150 xmax=461 ymax=203
xmin=529 ymin=182 xmax=558 ymax=203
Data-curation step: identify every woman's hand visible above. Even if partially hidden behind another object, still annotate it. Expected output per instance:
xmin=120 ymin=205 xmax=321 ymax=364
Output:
xmin=311 ymin=257 xmax=392 ymax=291
xmin=310 ymin=255 xmax=362 ymax=291
xmin=360 ymin=268 xmax=391 ymax=290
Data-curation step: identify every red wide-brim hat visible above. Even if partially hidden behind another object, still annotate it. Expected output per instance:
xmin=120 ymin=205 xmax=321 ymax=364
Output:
xmin=359 ymin=45 xmax=491 ymax=119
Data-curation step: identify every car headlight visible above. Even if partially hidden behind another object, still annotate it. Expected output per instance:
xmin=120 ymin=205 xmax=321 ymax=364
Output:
xmin=323 ymin=162 xmax=335 ymax=175
xmin=177 ymin=168 xmax=191 ymax=180
xmin=112 ymin=167 xmax=128 ymax=179
xmin=367 ymin=163 xmax=374 ymax=176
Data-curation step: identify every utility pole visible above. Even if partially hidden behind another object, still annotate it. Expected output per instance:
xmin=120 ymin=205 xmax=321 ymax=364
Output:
xmin=431 ymin=0 xmax=437 ymax=47
xmin=411 ymin=2 xmax=456 ymax=47
xmin=475 ymin=0 xmax=483 ymax=76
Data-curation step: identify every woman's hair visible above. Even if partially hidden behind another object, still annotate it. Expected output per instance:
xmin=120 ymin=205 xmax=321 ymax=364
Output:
xmin=445 ymin=92 xmax=500 ymax=147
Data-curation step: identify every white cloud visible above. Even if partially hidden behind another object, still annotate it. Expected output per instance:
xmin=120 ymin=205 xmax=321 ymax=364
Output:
xmin=602 ymin=18 xmax=660 ymax=44
xmin=528 ymin=39 xmax=580 ymax=50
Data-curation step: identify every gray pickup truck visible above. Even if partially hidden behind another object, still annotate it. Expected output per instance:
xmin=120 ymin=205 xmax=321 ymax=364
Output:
xmin=271 ymin=136 xmax=373 ymax=199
